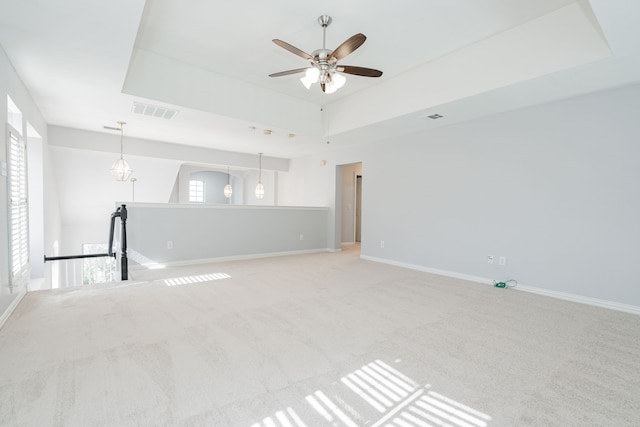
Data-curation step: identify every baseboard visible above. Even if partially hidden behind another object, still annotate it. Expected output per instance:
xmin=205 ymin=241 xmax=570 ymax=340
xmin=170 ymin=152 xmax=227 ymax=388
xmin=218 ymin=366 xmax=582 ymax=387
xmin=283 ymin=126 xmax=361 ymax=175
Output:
xmin=28 ymin=278 xmax=46 ymax=291
xmin=360 ymin=255 xmax=640 ymax=315
xmin=0 ymin=289 xmax=27 ymax=330
xmin=360 ymin=255 xmax=493 ymax=285
xmin=130 ymin=248 xmax=335 ymax=271
xmin=515 ymin=285 xmax=640 ymax=315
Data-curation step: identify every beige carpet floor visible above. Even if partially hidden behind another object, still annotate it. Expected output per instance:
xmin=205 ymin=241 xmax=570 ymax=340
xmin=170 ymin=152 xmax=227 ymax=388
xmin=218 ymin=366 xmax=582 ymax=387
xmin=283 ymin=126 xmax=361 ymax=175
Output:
xmin=1 ymin=246 xmax=639 ymax=426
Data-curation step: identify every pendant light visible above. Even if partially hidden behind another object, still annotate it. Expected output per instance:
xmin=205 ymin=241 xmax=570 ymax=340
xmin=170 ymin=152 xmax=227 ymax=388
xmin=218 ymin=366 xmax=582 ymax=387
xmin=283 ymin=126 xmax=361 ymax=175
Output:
xmin=255 ymin=152 xmax=265 ymax=199
xmin=223 ymin=166 xmax=233 ymax=198
xmin=110 ymin=121 xmax=133 ymax=181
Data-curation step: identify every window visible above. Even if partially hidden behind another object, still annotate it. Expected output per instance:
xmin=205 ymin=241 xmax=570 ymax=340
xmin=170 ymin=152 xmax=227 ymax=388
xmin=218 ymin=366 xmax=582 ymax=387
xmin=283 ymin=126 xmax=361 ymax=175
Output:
xmin=8 ymin=127 xmax=29 ymax=287
xmin=189 ymin=179 xmax=204 ymax=203
xmin=7 ymin=96 xmax=23 ymax=133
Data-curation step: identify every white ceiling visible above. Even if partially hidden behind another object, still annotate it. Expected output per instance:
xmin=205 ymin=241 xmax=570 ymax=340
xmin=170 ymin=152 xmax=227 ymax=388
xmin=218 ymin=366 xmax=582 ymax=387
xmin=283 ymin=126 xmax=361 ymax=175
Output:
xmin=1 ymin=0 xmax=639 ymax=159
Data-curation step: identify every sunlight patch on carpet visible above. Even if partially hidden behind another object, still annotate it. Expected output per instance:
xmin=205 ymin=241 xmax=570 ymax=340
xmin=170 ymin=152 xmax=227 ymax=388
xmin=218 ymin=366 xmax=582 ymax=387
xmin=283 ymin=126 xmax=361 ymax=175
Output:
xmin=251 ymin=407 xmax=307 ymax=427
xmin=164 ymin=272 xmax=231 ymax=286
xmin=128 ymin=249 xmax=166 ymax=270
xmin=250 ymin=360 xmax=492 ymax=427
xmin=342 ymin=359 xmax=419 ymax=412
xmin=306 ymin=390 xmax=358 ymax=427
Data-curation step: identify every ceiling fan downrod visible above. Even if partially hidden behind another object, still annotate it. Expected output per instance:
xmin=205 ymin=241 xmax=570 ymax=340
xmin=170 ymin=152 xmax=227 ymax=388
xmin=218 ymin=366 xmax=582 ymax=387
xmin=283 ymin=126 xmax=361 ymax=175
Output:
xmin=318 ymin=15 xmax=332 ymax=50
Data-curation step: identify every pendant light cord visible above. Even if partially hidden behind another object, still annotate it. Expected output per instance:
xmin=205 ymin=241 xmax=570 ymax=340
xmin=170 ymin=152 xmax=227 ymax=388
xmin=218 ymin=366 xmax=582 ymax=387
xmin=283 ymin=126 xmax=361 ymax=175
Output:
xmin=118 ymin=121 xmax=126 ymax=160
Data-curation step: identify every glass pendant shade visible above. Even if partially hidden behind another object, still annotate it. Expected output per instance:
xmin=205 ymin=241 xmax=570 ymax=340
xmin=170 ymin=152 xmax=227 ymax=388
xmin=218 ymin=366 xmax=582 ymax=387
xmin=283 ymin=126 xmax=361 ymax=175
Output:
xmin=111 ymin=157 xmax=132 ymax=181
xmin=224 ymin=166 xmax=233 ymax=198
xmin=255 ymin=183 xmax=265 ymax=199
xmin=255 ymin=152 xmax=264 ymax=199
xmin=111 ymin=121 xmax=132 ymax=181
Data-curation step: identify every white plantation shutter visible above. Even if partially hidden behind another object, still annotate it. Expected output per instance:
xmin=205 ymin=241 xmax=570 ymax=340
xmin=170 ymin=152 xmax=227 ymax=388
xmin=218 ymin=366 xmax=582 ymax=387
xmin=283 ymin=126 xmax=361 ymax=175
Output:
xmin=8 ymin=128 xmax=29 ymax=285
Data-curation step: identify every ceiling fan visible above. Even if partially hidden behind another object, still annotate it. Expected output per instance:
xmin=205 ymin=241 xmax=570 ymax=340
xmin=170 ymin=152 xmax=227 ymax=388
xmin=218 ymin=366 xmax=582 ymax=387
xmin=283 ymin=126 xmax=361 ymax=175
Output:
xmin=269 ymin=15 xmax=383 ymax=94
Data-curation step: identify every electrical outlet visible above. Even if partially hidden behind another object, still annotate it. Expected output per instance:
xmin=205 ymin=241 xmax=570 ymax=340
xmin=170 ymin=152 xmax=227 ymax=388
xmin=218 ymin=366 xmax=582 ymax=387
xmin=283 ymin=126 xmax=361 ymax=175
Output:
xmin=299 ymin=234 xmax=304 ymax=241
xmin=167 ymin=241 xmax=173 ymax=250
xmin=380 ymin=240 xmax=385 ymax=248
xmin=487 ymin=255 xmax=494 ymax=264
xmin=499 ymin=256 xmax=506 ymax=266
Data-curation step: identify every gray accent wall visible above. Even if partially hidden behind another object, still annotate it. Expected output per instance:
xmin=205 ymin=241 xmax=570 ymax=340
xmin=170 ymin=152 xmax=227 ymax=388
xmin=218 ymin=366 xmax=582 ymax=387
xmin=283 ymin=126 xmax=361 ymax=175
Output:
xmin=363 ymin=84 xmax=640 ymax=306
xmin=126 ymin=204 xmax=329 ymax=266
xmin=280 ymin=83 xmax=640 ymax=308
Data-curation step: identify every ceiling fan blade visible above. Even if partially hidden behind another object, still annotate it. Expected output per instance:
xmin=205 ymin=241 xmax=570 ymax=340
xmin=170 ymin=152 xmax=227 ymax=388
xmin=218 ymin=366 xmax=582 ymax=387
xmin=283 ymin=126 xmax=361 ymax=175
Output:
xmin=321 ymin=82 xmax=326 ymax=93
xmin=329 ymin=33 xmax=366 ymax=61
xmin=269 ymin=68 xmax=308 ymax=77
xmin=338 ymin=65 xmax=383 ymax=77
xmin=272 ymin=39 xmax=313 ymax=61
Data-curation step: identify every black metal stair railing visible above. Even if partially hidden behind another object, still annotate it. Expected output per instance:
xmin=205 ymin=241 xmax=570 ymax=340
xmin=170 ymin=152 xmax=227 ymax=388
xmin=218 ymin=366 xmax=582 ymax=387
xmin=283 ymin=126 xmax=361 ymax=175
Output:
xmin=44 ymin=204 xmax=129 ymax=281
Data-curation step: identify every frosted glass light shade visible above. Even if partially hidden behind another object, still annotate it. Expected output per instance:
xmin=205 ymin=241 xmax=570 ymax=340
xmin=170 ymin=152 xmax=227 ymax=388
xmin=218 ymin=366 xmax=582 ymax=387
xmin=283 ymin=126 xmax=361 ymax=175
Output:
xmin=325 ymin=72 xmax=346 ymax=94
xmin=111 ymin=158 xmax=133 ymax=181
xmin=332 ymin=72 xmax=346 ymax=89
xmin=255 ymin=182 xmax=265 ymax=199
xmin=300 ymin=67 xmax=320 ymax=89
xmin=223 ymin=184 xmax=233 ymax=198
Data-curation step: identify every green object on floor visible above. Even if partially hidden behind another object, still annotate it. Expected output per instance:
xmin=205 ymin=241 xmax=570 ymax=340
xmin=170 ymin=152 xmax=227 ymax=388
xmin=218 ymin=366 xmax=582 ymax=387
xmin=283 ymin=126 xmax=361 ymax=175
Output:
xmin=494 ymin=279 xmax=517 ymax=289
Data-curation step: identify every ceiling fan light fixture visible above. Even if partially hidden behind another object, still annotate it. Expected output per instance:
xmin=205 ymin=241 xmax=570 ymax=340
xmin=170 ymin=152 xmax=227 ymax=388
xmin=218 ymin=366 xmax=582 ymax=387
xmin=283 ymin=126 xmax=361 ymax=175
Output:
xmin=324 ymin=72 xmax=345 ymax=94
xmin=300 ymin=67 xmax=320 ymax=89
xmin=270 ymin=15 xmax=382 ymax=94
xmin=332 ymin=72 xmax=346 ymax=89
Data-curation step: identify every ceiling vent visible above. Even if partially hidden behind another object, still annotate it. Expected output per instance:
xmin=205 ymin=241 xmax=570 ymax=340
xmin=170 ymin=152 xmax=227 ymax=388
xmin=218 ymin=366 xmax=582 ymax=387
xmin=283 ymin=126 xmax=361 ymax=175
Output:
xmin=131 ymin=102 xmax=179 ymax=120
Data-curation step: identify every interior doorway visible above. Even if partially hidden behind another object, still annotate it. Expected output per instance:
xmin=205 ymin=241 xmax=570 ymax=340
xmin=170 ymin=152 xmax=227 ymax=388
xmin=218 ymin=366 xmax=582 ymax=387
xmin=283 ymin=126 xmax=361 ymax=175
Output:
xmin=355 ymin=175 xmax=362 ymax=243
xmin=339 ymin=162 xmax=362 ymax=252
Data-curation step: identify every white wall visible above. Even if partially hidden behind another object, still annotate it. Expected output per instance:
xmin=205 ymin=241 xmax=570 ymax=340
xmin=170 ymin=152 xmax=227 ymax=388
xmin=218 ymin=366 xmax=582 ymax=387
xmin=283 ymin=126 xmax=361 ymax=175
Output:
xmin=0 ymin=45 xmax=50 ymax=321
xmin=27 ymin=131 xmax=44 ymax=279
xmin=49 ymin=146 xmax=182 ymax=256
xmin=49 ymin=126 xmax=289 ymax=172
xmin=280 ymin=83 xmax=640 ymax=308
xmin=42 ymin=129 xmax=62 ymax=288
